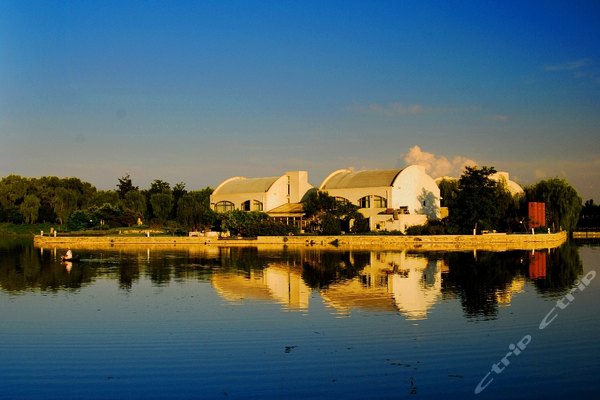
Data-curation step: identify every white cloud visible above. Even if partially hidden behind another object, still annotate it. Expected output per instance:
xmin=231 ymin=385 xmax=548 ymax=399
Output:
xmin=490 ymin=114 xmax=509 ymax=122
xmin=352 ymin=102 xmax=424 ymax=116
xmin=544 ymin=58 xmax=590 ymax=72
xmin=402 ymin=145 xmax=477 ymax=178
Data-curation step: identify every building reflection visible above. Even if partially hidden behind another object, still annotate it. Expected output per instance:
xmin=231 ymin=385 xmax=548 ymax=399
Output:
xmin=495 ymin=277 xmax=525 ymax=305
xmin=3 ymin=239 xmax=583 ymax=321
xmin=212 ymin=262 xmax=311 ymax=311
xmin=321 ymin=252 xmax=445 ymax=319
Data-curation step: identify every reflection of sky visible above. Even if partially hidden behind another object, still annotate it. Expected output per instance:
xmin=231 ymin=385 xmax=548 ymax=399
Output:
xmin=1 ymin=246 xmax=600 ymax=399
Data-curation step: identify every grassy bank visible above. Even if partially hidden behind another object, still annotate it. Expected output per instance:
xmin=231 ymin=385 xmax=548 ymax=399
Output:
xmin=0 ymin=223 xmax=55 ymax=236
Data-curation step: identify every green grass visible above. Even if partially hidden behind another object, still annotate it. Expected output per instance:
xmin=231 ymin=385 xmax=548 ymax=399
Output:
xmin=0 ymin=223 xmax=55 ymax=236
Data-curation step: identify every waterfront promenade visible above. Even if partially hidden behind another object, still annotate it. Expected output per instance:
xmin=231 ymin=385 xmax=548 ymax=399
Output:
xmin=34 ymin=231 xmax=567 ymax=252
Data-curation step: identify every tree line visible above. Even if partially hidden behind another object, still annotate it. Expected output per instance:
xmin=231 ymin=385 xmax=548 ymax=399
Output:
xmin=434 ymin=166 xmax=583 ymax=234
xmin=0 ymin=174 xmax=217 ymax=232
xmin=0 ymin=167 xmax=587 ymax=235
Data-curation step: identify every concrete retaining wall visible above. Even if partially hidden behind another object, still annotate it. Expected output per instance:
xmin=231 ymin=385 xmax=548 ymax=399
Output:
xmin=34 ymin=231 xmax=567 ymax=252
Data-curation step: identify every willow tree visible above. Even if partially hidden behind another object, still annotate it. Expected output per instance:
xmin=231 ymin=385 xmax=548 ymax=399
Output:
xmin=20 ymin=195 xmax=41 ymax=224
xmin=525 ymin=178 xmax=582 ymax=232
xmin=150 ymin=192 xmax=173 ymax=223
xmin=123 ymin=190 xmax=147 ymax=216
xmin=53 ymin=188 xmax=78 ymax=225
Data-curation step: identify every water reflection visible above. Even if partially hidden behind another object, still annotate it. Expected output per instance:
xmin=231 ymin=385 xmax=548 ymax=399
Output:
xmin=212 ymin=264 xmax=311 ymax=310
xmin=0 ymin=239 xmax=584 ymax=320
xmin=321 ymin=252 xmax=444 ymax=319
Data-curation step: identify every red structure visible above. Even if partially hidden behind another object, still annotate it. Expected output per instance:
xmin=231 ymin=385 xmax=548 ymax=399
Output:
xmin=528 ymin=202 xmax=546 ymax=229
xmin=529 ymin=251 xmax=547 ymax=279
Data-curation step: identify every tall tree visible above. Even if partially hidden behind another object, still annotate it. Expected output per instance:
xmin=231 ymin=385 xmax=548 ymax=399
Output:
xmin=449 ymin=166 xmax=500 ymax=233
xmin=438 ymin=178 xmax=459 ymax=208
xmin=526 ymin=178 xmax=582 ymax=232
xmin=123 ymin=190 xmax=147 ymax=216
xmin=117 ymin=174 xmax=138 ymax=199
xmin=177 ymin=191 xmax=215 ymax=231
xmin=20 ymin=195 xmax=41 ymax=224
xmin=302 ymin=190 xmax=361 ymax=233
xmin=53 ymin=188 xmax=78 ymax=224
xmin=89 ymin=190 xmax=120 ymax=208
xmin=149 ymin=179 xmax=171 ymax=195
xmin=171 ymin=182 xmax=187 ymax=219
xmin=150 ymin=192 xmax=173 ymax=223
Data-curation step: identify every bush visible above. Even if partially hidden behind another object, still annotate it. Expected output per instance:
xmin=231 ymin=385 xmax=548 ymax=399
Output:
xmin=405 ymin=220 xmax=457 ymax=235
xmin=351 ymin=216 xmax=370 ymax=233
xmin=321 ymin=214 xmax=341 ymax=235
xmin=66 ymin=210 xmax=97 ymax=231
xmin=219 ymin=211 xmax=299 ymax=237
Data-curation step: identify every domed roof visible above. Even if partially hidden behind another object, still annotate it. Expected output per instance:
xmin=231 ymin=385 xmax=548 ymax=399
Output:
xmin=320 ymin=169 xmax=403 ymax=190
xmin=214 ymin=176 xmax=280 ymax=195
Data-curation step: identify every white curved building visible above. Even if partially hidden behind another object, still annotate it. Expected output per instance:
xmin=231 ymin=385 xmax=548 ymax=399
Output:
xmin=210 ymin=171 xmax=313 ymax=213
xmin=319 ymin=165 xmax=440 ymax=232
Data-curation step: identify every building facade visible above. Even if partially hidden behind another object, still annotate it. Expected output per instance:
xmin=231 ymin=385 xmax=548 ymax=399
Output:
xmin=210 ymin=170 xmax=313 ymax=214
xmin=319 ymin=165 xmax=441 ymax=232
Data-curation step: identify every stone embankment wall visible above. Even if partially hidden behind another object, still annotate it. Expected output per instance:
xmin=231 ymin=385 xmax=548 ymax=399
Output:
xmin=34 ymin=231 xmax=567 ymax=252
xmin=572 ymin=231 xmax=600 ymax=239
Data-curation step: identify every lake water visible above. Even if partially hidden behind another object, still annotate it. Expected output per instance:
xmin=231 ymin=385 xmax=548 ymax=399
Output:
xmin=1 ymin=238 xmax=599 ymax=399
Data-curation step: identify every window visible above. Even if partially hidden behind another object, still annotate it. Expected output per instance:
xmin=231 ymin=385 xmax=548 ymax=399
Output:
xmin=214 ymin=201 xmax=235 ymax=213
xmin=242 ymin=200 xmax=251 ymax=211
xmin=373 ymin=195 xmax=387 ymax=208
xmin=334 ymin=196 xmax=350 ymax=205
xmin=253 ymin=200 xmax=263 ymax=211
xmin=358 ymin=196 xmax=370 ymax=208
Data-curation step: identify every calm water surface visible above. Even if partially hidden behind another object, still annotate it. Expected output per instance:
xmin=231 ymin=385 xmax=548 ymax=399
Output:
xmin=1 ymin=238 xmax=599 ymax=399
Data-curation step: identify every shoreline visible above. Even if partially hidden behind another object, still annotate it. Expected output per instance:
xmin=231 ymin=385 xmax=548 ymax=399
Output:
xmin=33 ymin=231 xmax=568 ymax=252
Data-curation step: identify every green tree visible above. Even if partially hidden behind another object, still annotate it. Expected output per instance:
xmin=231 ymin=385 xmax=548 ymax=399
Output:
xmin=171 ymin=182 xmax=187 ymax=219
xmin=149 ymin=179 xmax=171 ymax=194
xmin=90 ymin=203 xmax=123 ymax=228
xmin=219 ymin=210 xmax=296 ymax=237
xmin=66 ymin=209 xmax=98 ymax=231
xmin=320 ymin=213 xmax=342 ymax=235
xmin=449 ymin=166 xmax=501 ymax=233
xmin=53 ymin=188 xmax=78 ymax=225
xmin=123 ymin=190 xmax=147 ymax=216
xmin=177 ymin=191 xmax=216 ymax=231
xmin=150 ymin=192 xmax=173 ymax=223
xmin=0 ymin=175 xmax=28 ymax=209
xmin=302 ymin=190 xmax=361 ymax=234
xmin=578 ymin=199 xmax=600 ymax=228
xmin=117 ymin=173 xmax=138 ymax=199
xmin=89 ymin=190 xmax=120 ymax=208
xmin=438 ymin=178 xmax=459 ymax=208
xmin=20 ymin=194 xmax=41 ymax=224
xmin=60 ymin=177 xmax=95 ymax=209
xmin=525 ymin=178 xmax=582 ymax=232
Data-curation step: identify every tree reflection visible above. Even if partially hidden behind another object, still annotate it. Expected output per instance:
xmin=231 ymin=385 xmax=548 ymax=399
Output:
xmin=440 ymin=243 xmax=584 ymax=319
xmin=301 ymin=250 xmax=370 ymax=289
xmin=3 ymin=238 xmax=587 ymax=322
xmin=441 ymin=251 xmax=528 ymax=320
xmin=530 ymin=242 xmax=583 ymax=296
xmin=0 ymin=238 xmax=96 ymax=292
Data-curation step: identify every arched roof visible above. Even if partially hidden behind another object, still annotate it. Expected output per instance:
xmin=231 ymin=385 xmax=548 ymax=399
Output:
xmin=213 ymin=176 xmax=280 ymax=195
xmin=320 ymin=169 xmax=403 ymax=190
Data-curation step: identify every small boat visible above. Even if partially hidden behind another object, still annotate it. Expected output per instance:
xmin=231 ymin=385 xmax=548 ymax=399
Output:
xmin=61 ymin=255 xmax=80 ymax=262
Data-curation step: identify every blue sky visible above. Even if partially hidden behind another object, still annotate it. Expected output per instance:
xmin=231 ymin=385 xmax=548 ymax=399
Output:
xmin=1 ymin=0 xmax=599 ymax=200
